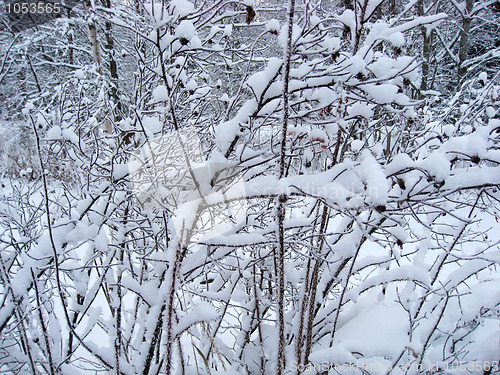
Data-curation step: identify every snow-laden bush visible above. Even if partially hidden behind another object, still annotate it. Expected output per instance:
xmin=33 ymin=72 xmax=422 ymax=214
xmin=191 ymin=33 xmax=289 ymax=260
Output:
xmin=0 ymin=0 xmax=499 ymax=374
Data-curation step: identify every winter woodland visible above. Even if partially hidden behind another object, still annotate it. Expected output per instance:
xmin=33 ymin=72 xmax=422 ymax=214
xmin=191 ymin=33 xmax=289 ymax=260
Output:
xmin=0 ymin=0 xmax=499 ymax=374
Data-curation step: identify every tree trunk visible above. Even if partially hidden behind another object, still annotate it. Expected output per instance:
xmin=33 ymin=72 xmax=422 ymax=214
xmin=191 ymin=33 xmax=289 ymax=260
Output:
xmin=84 ymin=0 xmax=102 ymax=72
xmin=418 ymin=0 xmax=434 ymax=95
xmin=458 ymin=0 xmax=474 ymax=88
xmin=102 ymin=0 xmax=122 ymax=118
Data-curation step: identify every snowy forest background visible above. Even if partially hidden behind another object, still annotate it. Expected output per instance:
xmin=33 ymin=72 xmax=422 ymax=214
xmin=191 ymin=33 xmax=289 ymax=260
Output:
xmin=0 ymin=0 xmax=500 ymax=374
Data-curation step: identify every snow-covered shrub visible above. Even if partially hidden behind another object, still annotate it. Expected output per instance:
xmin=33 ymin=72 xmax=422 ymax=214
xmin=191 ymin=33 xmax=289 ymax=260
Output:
xmin=0 ymin=1 xmax=499 ymax=374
